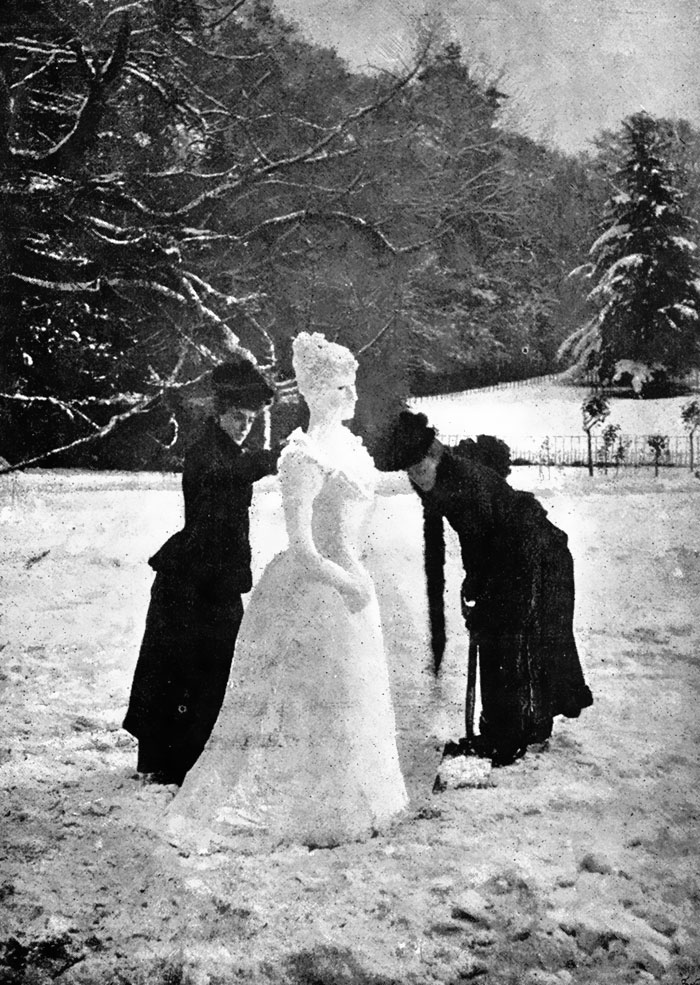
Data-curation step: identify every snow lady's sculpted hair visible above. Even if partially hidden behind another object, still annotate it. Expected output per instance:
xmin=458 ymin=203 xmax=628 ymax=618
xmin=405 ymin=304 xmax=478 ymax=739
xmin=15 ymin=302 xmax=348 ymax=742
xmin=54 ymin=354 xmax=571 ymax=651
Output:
xmin=292 ymin=332 xmax=358 ymax=400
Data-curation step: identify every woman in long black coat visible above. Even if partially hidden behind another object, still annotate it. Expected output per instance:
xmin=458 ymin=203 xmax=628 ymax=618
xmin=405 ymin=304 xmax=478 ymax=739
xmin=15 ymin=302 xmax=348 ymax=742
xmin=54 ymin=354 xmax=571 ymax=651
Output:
xmin=123 ymin=359 xmax=279 ymax=784
xmin=392 ymin=412 xmax=593 ymax=767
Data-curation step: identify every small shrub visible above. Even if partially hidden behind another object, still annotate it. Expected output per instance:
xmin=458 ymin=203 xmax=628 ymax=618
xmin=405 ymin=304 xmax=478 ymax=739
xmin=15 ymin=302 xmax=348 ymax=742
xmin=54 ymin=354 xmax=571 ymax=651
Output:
xmin=582 ymin=394 xmax=610 ymax=476
xmin=647 ymin=434 xmax=669 ymax=477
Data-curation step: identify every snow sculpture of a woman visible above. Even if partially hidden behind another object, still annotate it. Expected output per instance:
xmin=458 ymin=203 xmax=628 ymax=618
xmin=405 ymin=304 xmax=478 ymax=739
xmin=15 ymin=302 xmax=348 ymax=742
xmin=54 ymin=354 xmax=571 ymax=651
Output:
xmin=166 ymin=332 xmax=408 ymax=850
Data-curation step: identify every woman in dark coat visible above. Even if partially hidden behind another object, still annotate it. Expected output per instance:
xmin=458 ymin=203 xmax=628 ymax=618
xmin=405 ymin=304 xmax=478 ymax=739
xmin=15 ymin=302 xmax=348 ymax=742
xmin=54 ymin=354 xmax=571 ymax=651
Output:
xmin=123 ymin=359 xmax=279 ymax=784
xmin=392 ymin=411 xmax=593 ymax=767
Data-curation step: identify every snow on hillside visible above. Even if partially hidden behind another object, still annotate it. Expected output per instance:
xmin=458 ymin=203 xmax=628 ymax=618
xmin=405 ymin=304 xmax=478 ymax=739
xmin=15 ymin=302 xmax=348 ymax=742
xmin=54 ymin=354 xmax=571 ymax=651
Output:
xmin=412 ymin=381 xmax=693 ymax=449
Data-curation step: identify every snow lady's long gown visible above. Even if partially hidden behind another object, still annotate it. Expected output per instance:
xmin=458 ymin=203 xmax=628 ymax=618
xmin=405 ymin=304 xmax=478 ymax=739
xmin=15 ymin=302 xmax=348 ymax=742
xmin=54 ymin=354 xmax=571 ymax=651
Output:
xmin=165 ymin=429 xmax=408 ymax=850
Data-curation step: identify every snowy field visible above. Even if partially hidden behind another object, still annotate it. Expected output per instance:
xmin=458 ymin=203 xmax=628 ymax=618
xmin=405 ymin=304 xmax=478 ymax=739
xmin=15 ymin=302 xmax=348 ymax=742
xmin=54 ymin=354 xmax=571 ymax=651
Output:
xmin=1 ymin=450 xmax=700 ymax=983
xmin=412 ymin=381 xmax=695 ymax=459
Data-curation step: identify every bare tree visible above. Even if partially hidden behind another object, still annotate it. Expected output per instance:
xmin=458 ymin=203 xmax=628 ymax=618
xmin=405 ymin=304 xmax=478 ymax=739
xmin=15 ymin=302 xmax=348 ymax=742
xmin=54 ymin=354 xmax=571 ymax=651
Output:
xmin=0 ymin=0 xmax=433 ymax=470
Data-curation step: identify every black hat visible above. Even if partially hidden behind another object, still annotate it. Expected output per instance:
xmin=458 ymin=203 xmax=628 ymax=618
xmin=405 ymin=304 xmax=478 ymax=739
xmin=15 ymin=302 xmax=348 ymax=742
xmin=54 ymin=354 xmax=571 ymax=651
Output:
xmin=391 ymin=411 xmax=437 ymax=470
xmin=210 ymin=358 xmax=275 ymax=411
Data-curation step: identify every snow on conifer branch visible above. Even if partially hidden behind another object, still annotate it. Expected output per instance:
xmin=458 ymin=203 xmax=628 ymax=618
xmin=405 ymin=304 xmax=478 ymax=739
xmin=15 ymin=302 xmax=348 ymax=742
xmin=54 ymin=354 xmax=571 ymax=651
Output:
xmin=558 ymin=111 xmax=700 ymax=392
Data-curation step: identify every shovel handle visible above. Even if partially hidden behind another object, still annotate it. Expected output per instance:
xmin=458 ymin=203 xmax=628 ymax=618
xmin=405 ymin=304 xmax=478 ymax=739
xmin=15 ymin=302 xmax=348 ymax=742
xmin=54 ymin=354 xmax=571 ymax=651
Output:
xmin=465 ymin=637 xmax=478 ymax=742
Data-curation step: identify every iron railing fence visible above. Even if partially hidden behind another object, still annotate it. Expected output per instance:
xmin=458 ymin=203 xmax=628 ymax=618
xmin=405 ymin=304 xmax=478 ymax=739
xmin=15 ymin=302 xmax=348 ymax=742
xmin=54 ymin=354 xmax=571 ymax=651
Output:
xmin=437 ymin=433 xmax=700 ymax=468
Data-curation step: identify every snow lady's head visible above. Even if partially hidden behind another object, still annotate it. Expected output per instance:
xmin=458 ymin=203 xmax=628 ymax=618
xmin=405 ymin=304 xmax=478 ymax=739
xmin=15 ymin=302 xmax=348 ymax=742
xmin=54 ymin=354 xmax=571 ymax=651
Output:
xmin=292 ymin=332 xmax=358 ymax=421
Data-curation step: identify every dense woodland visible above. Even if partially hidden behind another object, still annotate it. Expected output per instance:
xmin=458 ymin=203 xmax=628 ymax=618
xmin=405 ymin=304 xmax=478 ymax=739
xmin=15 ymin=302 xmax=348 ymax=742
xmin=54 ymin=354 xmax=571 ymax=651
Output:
xmin=1 ymin=0 xmax=699 ymax=468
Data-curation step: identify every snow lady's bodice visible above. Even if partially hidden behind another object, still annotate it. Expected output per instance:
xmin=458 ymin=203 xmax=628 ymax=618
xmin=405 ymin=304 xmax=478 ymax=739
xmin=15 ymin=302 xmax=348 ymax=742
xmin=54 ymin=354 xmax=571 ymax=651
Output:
xmin=279 ymin=428 xmax=377 ymax=569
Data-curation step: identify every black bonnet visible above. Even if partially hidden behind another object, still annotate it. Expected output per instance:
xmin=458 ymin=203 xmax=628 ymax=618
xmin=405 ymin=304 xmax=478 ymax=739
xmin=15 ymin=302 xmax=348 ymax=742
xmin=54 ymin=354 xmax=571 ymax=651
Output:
xmin=390 ymin=410 xmax=437 ymax=470
xmin=210 ymin=358 xmax=275 ymax=411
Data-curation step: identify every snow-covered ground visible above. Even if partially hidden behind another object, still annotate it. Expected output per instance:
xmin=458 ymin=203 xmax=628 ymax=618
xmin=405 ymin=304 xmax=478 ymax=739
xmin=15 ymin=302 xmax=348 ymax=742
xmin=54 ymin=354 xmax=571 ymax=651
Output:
xmin=412 ymin=381 xmax=694 ymax=451
xmin=1 ymin=456 xmax=699 ymax=984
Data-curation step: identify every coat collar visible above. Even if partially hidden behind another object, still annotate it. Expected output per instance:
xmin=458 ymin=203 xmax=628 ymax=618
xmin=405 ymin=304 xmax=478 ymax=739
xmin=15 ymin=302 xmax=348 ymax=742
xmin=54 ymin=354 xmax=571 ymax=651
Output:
xmin=202 ymin=416 xmax=243 ymax=459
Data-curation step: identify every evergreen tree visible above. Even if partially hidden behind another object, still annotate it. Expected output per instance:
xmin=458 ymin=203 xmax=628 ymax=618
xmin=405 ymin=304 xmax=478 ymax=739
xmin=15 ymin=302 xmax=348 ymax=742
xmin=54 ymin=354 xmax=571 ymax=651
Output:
xmin=560 ymin=112 xmax=700 ymax=389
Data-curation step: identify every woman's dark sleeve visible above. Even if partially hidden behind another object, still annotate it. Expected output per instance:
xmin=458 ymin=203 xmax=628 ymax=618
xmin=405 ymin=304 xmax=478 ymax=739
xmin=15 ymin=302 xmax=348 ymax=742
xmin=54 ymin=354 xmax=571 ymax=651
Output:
xmin=423 ymin=501 xmax=446 ymax=673
xmin=231 ymin=445 xmax=281 ymax=484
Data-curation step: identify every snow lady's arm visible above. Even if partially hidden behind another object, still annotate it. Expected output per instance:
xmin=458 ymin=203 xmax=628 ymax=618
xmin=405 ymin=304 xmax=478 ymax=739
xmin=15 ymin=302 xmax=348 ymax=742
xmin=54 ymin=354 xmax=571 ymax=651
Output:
xmin=373 ymin=469 xmax=414 ymax=497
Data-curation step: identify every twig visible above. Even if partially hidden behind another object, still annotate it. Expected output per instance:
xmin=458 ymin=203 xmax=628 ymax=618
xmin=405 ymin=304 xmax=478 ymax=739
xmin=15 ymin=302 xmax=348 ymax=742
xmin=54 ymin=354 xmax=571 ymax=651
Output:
xmin=0 ymin=396 xmax=157 ymax=475
xmin=25 ymin=549 xmax=51 ymax=568
xmin=357 ymin=314 xmax=397 ymax=355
